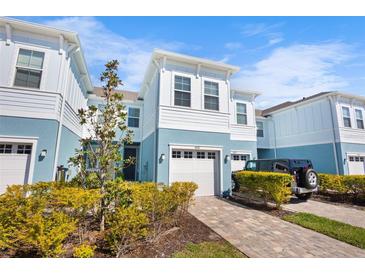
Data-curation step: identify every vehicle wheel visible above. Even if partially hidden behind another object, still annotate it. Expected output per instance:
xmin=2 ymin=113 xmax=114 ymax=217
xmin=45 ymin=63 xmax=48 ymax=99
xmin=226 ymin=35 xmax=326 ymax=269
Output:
xmin=232 ymin=179 xmax=240 ymax=192
xmin=295 ymin=192 xmax=313 ymax=200
xmin=304 ymin=169 xmax=318 ymax=189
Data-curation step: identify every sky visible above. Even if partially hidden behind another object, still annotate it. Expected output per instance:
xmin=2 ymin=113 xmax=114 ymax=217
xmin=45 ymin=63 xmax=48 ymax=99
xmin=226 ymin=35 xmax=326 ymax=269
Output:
xmin=15 ymin=16 xmax=365 ymax=108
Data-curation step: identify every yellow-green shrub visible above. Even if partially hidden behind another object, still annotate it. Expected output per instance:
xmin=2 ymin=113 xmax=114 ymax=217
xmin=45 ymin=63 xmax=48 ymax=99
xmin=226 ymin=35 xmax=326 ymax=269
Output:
xmin=106 ymin=207 xmax=149 ymax=257
xmin=319 ymin=173 xmax=365 ymax=198
xmin=0 ymin=185 xmax=76 ymax=257
xmin=168 ymin=182 xmax=198 ymax=223
xmin=234 ymin=171 xmax=292 ymax=208
xmin=73 ymin=244 xmax=95 ymax=258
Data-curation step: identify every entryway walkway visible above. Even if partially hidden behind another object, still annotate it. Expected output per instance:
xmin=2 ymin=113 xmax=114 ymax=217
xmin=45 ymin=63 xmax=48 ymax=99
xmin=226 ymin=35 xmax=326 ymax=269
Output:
xmin=189 ymin=197 xmax=365 ymax=258
xmin=283 ymin=198 xmax=365 ymax=228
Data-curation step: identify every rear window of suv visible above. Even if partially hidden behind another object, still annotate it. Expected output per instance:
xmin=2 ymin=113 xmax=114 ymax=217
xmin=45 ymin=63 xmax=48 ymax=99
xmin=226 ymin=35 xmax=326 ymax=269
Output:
xmin=245 ymin=161 xmax=257 ymax=171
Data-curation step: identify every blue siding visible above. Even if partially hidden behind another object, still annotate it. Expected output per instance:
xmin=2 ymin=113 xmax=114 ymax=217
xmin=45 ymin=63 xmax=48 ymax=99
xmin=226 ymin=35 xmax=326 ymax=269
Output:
xmin=262 ymin=143 xmax=338 ymax=174
xmin=140 ymin=131 xmax=156 ymax=181
xmin=258 ymin=148 xmax=276 ymax=159
xmin=0 ymin=116 xmax=58 ymax=182
xmin=339 ymin=142 xmax=365 ymax=175
xmin=156 ymin=128 xmax=257 ymax=195
xmin=58 ymin=126 xmax=81 ymax=179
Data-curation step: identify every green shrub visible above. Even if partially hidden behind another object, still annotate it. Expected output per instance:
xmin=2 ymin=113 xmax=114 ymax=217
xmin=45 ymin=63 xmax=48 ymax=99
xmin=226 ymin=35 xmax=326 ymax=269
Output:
xmin=73 ymin=244 xmax=95 ymax=258
xmin=106 ymin=207 xmax=149 ymax=257
xmin=319 ymin=173 xmax=365 ymax=198
xmin=234 ymin=171 xmax=292 ymax=208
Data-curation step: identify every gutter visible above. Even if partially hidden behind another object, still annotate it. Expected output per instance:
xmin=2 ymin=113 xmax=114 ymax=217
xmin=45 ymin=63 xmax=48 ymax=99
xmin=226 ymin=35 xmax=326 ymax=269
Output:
xmin=52 ymin=43 xmax=78 ymax=180
xmin=328 ymin=96 xmax=340 ymax=174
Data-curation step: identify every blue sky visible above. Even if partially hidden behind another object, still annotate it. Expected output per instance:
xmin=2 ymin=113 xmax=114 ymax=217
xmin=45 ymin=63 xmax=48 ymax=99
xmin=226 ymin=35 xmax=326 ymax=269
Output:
xmin=16 ymin=16 xmax=365 ymax=108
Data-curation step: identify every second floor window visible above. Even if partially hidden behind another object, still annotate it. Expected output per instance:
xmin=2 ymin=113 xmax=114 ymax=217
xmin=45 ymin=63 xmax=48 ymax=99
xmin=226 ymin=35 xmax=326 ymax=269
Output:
xmin=204 ymin=81 xmax=219 ymax=111
xmin=128 ymin=107 xmax=140 ymax=128
xmin=342 ymin=106 xmax=351 ymax=128
xmin=356 ymin=109 xmax=364 ymax=129
xmin=14 ymin=49 xmax=44 ymax=89
xmin=174 ymin=75 xmax=191 ymax=107
xmin=236 ymin=103 xmax=247 ymax=125
xmin=256 ymin=121 xmax=264 ymax=137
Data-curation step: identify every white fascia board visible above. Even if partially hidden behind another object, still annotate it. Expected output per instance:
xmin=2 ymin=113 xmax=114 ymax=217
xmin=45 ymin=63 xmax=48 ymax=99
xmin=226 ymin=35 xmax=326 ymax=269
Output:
xmin=153 ymin=49 xmax=240 ymax=73
xmin=231 ymin=89 xmax=262 ymax=98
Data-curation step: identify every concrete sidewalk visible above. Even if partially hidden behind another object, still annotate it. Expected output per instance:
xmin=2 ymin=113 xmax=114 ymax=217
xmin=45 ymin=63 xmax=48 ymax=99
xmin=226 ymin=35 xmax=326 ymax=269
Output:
xmin=283 ymin=198 xmax=365 ymax=228
xmin=189 ymin=196 xmax=365 ymax=258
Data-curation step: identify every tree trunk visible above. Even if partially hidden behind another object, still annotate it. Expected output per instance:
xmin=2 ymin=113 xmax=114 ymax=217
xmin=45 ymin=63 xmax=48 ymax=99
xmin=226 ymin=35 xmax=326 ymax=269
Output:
xmin=100 ymin=183 xmax=106 ymax=231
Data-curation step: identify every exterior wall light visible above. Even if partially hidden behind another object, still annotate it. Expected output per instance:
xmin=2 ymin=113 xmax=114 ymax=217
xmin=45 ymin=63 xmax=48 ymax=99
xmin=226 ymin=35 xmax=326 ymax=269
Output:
xmin=160 ymin=153 xmax=166 ymax=162
xmin=40 ymin=149 xmax=47 ymax=157
xmin=225 ymin=155 xmax=231 ymax=162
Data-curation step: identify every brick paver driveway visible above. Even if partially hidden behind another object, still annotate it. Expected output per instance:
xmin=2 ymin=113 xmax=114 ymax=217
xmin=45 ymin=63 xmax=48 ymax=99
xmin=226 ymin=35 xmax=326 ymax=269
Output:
xmin=283 ymin=198 xmax=365 ymax=228
xmin=189 ymin=197 xmax=365 ymax=258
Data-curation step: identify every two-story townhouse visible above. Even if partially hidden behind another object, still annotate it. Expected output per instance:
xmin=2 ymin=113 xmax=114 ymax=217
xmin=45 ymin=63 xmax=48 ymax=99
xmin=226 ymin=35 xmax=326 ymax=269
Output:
xmin=138 ymin=49 xmax=259 ymax=196
xmin=0 ymin=18 xmax=93 ymax=192
xmin=256 ymin=92 xmax=365 ymax=175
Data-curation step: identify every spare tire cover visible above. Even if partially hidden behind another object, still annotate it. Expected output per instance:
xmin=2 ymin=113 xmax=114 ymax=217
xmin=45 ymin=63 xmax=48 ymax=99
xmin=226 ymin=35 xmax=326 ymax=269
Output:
xmin=304 ymin=169 xmax=318 ymax=189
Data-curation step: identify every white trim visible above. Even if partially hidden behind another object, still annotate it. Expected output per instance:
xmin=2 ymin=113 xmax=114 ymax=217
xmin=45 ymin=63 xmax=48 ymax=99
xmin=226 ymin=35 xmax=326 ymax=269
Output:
xmin=171 ymin=71 xmax=192 ymax=108
xmin=168 ymin=143 xmax=223 ymax=195
xmin=5 ymin=23 xmax=12 ymax=45
xmin=0 ymin=136 xmax=38 ymax=184
xmin=235 ymin=101 xmax=248 ymax=125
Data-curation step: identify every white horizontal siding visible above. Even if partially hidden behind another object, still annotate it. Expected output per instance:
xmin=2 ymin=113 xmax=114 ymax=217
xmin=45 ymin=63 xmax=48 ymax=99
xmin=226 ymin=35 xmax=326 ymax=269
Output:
xmin=159 ymin=105 xmax=230 ymax=133
xmin=63 ymin=102 xmax=82 ymax=137
xmin=230 ymin=124 xmax=256 ymax=141
xmin=0 ymin=87 xmax=61 ymax=120
xmin=339 ymin=128 xmax=365 ymax=144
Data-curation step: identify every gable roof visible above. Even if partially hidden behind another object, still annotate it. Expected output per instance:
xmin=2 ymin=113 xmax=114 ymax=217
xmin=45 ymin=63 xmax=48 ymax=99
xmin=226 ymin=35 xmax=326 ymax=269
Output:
xmin=261 ymin=92 xmax=332 ymax=116
xmin=92 ymin=87 xmax=140 ymax=102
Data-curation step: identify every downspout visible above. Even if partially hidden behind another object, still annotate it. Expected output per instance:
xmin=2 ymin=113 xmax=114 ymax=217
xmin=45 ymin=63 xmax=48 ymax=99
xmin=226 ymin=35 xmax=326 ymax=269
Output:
xmin=328 ymin=96 xmax=340 ymax=174
xmin=52 ymin=43 xmax=78 ymax=180
xmin=153 ymin=61 xmax=161 ymax=182
xmin=267 ymin=115 xmax=277 ymax=158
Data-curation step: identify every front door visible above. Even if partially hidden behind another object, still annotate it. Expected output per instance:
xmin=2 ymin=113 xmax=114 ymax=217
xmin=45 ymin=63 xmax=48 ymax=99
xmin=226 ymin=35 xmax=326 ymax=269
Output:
xmin=123 ymin=147 xmax=137 ymax=181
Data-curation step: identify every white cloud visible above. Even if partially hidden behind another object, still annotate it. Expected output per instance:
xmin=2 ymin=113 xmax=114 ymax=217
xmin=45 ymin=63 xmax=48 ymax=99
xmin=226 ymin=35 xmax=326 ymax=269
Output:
xmin=241 ymin=22 xmax=284 ymax=48
xmin=231 ymin=42 xmax=352 ymax=108
xmin=224 ymin=42 xmax=243 ymax=50
xmin=43 ymin=17 xmax=188 ymax=90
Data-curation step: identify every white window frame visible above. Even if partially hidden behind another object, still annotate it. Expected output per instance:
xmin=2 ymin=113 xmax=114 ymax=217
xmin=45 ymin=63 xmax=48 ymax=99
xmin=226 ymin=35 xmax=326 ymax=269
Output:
xmin=203 ymin=80 xmax=219 ymax=111
xmin=127 ymin=107 xmax=140 ymax=128
xmin=355 ymin=108 xmax=364 ymax=129
xmin=256 ymin=121 xmax=264 ymax=137
xmin=342 ymin=106 xmax=352 ymax=128
xmin=236 ymin=102 xmax=248 ymax=125
xmin=0 ymin=136 xmax=38 ymax=185
xmin=172 ymin=73 xmax=192 ymax=108
xmin=12 ymin=47 xmax=46 ymax=90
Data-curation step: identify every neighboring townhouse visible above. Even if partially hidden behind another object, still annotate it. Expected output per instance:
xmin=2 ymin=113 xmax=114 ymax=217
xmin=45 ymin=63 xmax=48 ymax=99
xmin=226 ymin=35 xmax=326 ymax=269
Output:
xmin=86 ymin=87 xmax=143 ymax=181
xmin=256 ymin=92 xmax=365 ymax=175
xmin=137 ymin=50 xmax=258 ymax=196
xmin=0 ymin=18 xmax=93 ymax=192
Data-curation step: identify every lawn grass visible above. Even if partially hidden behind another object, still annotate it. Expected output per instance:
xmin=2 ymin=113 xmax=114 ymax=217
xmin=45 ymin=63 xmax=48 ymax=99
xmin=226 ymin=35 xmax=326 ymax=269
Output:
xmin=172 ymin=241 xmax=246 ymax=258
xmin=283 ymin=212 xmax=365 ymax=249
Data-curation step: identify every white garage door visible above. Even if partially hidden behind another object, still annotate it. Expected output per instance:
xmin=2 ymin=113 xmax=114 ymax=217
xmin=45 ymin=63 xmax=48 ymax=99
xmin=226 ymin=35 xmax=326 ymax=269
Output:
xmin=231 ymin=154 xmax=249 ymax=172
xmin=0 ymin=143 xmax=32 ymax=193
xmin=348 ymin=155 xmax=365 ymax=175
xmin=170 ymin=149 xmax=219 ymax=196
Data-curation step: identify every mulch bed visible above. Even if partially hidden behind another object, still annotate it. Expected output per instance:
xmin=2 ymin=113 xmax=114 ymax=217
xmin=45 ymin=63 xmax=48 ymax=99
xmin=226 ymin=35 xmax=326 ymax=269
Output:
xmin=124 ymin=213 xmax=224 ymax=258
xmin=228 ymin=194 xmax=293 ymax=219
xmin=312 ymin=193 xmax=365 ymax=210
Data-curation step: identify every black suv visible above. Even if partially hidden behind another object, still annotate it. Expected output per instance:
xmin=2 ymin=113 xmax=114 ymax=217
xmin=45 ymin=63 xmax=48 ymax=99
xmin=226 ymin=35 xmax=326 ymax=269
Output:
xmin=232 ymin=159 xmax=319 ymax=200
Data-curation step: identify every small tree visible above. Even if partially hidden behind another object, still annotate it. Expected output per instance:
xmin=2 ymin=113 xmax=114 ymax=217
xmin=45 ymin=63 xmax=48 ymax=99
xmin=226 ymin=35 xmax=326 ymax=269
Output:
xmin=69 ymin=60 xmax=133 ymax=231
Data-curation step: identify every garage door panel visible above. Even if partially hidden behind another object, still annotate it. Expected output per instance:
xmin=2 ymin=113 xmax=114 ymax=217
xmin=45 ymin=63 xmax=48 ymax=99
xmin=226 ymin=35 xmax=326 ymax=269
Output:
xmin=0 ymin=143 xmax=32 ymax=193
xmin=170 ymin=149 xmax=219 ymax=196
xmin=348 ymin=155 xmax=365 ymax=175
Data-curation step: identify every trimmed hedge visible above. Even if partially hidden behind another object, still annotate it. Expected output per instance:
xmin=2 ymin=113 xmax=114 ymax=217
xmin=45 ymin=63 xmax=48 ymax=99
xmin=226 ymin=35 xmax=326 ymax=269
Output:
xmin=319 ymin=173 xmax=365 ymax=198
xmin=234 ymin=171 xmax=292 ymax=208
